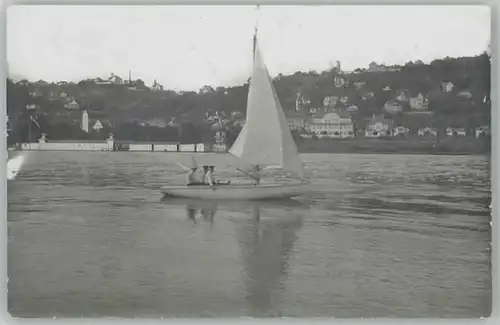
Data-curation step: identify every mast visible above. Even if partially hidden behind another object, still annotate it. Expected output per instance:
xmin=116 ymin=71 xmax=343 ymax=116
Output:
xmin=228 ymin=13 xmax=304 ymax=177
xmin=253 ymin=5 xmax=260 ymax=58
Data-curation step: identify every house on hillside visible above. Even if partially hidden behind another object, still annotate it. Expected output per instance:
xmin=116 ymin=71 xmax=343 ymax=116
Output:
xmin=26 ymin=104 xmax=39 ymax=110
xmin=64 ymin=99 xmax=80 ymax=110
xmin=395 ymin=89 xmax=410 ymax=102
xmin=109 ymin=73 xmax=123 ymax=85
xmin=200 ymin=85 xmax=214 ymax=94
xmin=409 ymin=92 xmax=429 ymax=110
xmin=457 ymin=90 xmax=473 ymax=100
xmin=92 ymin=120 xmax=104 ymax=132
xmin=307 ymin=110 xmax=354 ymax=138
xmin=476 ymin=125 xmax=490 ymax=138
xmin=364 ymin=114 xmax=394 ymax=137
xmin=346 ymin=104 xmax=359 ymax=113
xmin=393 ymin=126 xmax=410 ymax=136
xmin=368 ymin=62 xmax=383 ymax=72
xmin=361 ymin=92 xmax=375 ymax=100
xmin=417 ymin=127 xmax=437 ymax=137
xmin=383 ymin=100 xmax=403 ymax=114
xmin=287 ymin=113 xmax=308 ymax=131
xmin=295 ymin=92 xmax=310 ymax=111
xmin=329 ymin=60 xmax=342 ymax=73
xmin=152 ymin=79 xmax=164 ymax=91
xmin=308 ymin=107 xmax=318 ymax=114
xmin=368 ymin=62 xmax=400 ymax=72
xmin=323 ymin=96 xmax=339 ymax=108
xmin=441 ymin=81 xmax=454 ymax=93
xmin=334 ymin=75 xmax=347 ymax=88
xmin=446 ymin=127 xmax=466 ymax=136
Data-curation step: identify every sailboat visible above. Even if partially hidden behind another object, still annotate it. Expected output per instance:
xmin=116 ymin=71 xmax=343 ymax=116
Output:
xmin=161 ymin=28 xmax=309 ymax=200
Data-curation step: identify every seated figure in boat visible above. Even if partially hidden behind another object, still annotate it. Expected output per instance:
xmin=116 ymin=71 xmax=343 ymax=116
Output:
xmin=205 ymin=165 xmax=216 ymax=186
xmin=205 ymin=165 xmax=231 ymax=186
xmin=250 ymin=164 xmax=261 ymax=185
xmin=186 ymin=167 xmax=204 ymax=186
xmin=202 ymin=165 xmax=209 ymax=184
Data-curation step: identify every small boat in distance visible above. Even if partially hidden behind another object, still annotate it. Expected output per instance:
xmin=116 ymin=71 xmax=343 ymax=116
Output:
xmin=161 ymin=24 xmax=309 ymax=200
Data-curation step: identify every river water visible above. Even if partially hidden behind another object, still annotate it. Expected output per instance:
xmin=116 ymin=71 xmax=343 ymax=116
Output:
xmin=7 ymin=151 xmax=491 ymax=318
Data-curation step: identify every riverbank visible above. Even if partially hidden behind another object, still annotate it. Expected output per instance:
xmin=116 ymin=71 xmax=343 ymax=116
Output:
xmin=296 ymin=137 xmax=490 ymax=155
xmin=10 ymin=137 xmax=490 ymax=155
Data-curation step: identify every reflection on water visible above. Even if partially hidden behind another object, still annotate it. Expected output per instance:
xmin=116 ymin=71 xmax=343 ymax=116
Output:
xmin=236 ymin=205 xmax=303 ymax=317
xmin=167 ymin=199 xmax=304 ymax=317
xmin=184 ymin=203 xmax=218 ymax=224
xmin=7 ymin=152 xmax=491 ymax=318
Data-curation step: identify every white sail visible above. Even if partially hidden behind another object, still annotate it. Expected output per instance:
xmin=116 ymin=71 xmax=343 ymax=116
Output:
xmin=229 ymin=34 xmax=304 ymax=177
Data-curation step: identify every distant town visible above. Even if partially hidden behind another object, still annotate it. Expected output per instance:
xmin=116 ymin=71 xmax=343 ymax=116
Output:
xmin=6 ymin=52 xmax=491 ymax=154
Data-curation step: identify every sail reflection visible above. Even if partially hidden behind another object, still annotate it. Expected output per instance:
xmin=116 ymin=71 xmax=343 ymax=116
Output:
xmin=161 ymin=197 xmax=306 ymax=316
xmin=235 ymin=203 xmax=304 ymax=317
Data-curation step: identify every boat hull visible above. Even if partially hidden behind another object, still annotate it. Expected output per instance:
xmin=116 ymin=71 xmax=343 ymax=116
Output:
xmin=161 ymin=183 xmax=307 ymax=200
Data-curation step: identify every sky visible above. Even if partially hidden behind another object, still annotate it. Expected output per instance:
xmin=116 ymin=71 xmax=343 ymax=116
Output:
xmin=7 ymin=5 xmax=491 ymax=91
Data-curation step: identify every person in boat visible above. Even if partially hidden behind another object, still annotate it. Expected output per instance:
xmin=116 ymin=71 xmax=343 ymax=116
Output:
xmin=202 ymin=165 xmax=209 ymax=184
xmin=208 ymin=165 xmax=231 ymax=185
xmin=186 ymin=167 xmax=204 ymax=186
xmin=205 ymin=165 xmax=216 ymax=187
xmin=250 ymin=164 xmax=261 ymax=185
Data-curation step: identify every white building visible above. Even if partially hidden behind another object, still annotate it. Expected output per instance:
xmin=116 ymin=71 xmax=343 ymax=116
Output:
xmin=446 ymin=127 xmax=466 ymax=136
xmin=396 ymin=90 xmax=409 ymax=102
xmin=93 ymin=120 xmax=103 ymax=132
xmin=364 ymin=114 xmax=394 ymax=137
xmin=295 ymin=92 xmax=310 ymax=111
xmin=384 ymin=100 xmax=403 ymax=114
xmin=334 ymin=76 xmax=346 ymax=88
xmin=307 ymin=112 xmax=354 ymax=138
xmin=457 ymin=90 xmax=473 ymax=100
xmin=81 ymin=110 xmax=89 ymax=133
xmin=409 ymin=93 xmax=429 ymax=110
xmin=393 ymin=126 xmax=410 ymax=136
xmin=346 ymin=105 xmax=359 ymax=113
xmin=441 ymin=82 xmax=454 ymax=93
xmin=418 ymin=127 xmax=438 ymax=137
xmin=476 ymin=125 xmax=490 ymax=138
xmin=64 ymin=99 xmax=79 ymax=110
xmin=323 ymin=96 xmax=338 ymax=108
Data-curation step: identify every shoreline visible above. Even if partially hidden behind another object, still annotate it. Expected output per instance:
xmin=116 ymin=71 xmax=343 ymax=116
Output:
xmin=295 ymin=137 xmax=490 ymax=156
xmin=9 ymin=137 xmax=490 ymax=156
xmin=9 ymin=149 xmax=489 ymax=156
